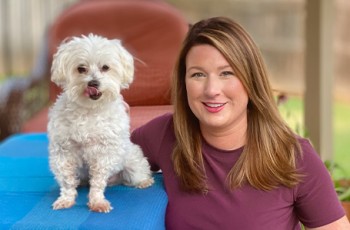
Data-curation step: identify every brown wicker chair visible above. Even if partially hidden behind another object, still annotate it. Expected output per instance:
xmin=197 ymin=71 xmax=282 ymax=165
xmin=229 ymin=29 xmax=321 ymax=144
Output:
xmin=0 ymin=0 xmax=188 ymax=140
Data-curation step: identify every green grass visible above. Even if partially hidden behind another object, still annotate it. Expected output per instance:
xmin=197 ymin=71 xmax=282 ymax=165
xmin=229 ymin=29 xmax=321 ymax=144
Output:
xmin=278 ymin=96 xmax=350 ymax=179
xmin=278 ymin=96 xmax=305 ymax=137
xmin=0 ymin=75 xmax=5 ymax=83
xmin=333 ymin=101 xmax=350 ymax=179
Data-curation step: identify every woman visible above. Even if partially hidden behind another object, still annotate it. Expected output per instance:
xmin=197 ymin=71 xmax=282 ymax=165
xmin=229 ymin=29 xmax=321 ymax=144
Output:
xmin=131 ymin=17 xmax=349 ymax=229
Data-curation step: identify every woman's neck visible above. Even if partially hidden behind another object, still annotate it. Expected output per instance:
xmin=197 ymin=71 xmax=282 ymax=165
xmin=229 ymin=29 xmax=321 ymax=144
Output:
xmin=200 ymin=120 xmax=247 ymax=151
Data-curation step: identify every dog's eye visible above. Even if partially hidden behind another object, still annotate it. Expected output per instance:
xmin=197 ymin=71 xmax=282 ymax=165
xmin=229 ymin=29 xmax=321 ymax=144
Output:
xmin=101 ymin=65 xmax=110 ymax=72
xmin=77 ymin=66 xmax=87 ymax=74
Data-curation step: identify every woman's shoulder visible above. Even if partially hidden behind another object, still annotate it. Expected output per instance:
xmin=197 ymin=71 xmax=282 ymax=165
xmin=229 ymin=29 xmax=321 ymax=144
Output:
xmin=137 ymin=112 xmax=173 ymax=132
xmin=294 ymin=136 xmax=331 ymax=185
xmin=131 ymin=113 xmax=174 ymax=142
xmin=295 ymin=136 xmax=321 ymax=166
xmin=131 ymin=113 xmax=175 ymax=171
xmin=296 ymin=136 xmax=312 ymax=148
xmin=294 ymin=137 xmax=345 ymax=227
xmin=297 ymin=137 xmax=314 ymax=151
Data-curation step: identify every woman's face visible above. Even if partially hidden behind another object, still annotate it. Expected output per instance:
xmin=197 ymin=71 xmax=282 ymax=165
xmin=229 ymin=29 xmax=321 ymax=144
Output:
xmin=185 ymin=44 xmax=249 ymax=133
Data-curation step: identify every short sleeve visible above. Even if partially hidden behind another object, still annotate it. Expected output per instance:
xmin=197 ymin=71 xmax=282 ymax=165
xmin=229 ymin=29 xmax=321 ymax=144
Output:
xmin=131 ymin=113 xmax=174 ymax=172
xmin=294 ymin=138 xmax=345 ymax=228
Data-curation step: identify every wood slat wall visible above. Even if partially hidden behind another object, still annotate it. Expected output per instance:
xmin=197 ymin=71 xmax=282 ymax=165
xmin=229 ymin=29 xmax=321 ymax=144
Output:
xmin=0 ymin=0 xmax=77 ymax=77
xmin=0 ymin=0 xmax=349 ymax=100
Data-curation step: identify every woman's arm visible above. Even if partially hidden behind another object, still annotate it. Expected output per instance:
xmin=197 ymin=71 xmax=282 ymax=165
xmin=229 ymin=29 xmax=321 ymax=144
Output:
xmin=305 ymin=216 xmax=350 ymax=230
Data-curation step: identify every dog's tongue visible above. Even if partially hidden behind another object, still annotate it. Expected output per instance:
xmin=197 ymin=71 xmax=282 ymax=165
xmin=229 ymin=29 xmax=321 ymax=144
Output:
xmin=85 ymin=86 xmax=100 ymax=97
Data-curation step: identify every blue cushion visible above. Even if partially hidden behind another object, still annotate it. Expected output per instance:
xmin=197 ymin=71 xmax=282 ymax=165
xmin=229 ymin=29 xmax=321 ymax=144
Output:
xmin=0 ymin=133 xmax=167 ymax=229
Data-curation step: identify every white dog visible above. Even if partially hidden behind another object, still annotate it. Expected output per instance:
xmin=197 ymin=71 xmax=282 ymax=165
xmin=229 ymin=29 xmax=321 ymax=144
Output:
xmin=48 ymin=34 xmax=154 ymax=213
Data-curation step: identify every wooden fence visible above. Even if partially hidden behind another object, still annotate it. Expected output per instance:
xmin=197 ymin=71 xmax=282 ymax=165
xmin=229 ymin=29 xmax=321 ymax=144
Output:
xmin=0 ymin=0 xmax=77 ymax=77
xmin=0 ymin=0 xmax=349 ymax=99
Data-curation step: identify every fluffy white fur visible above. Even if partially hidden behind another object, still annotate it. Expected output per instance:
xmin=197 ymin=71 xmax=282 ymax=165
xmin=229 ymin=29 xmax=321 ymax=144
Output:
xmin=48 ymin=34 xmax=154 ymax=213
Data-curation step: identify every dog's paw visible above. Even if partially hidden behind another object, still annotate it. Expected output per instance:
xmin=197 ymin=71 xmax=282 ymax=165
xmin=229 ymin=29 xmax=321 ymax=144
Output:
xmin=136 ymin=177 xmax=155 ymax=189
xmin=88 ymin=199 xmax=113 ymax=213
xmin=52 ymin=197 xmax=75 ymax=210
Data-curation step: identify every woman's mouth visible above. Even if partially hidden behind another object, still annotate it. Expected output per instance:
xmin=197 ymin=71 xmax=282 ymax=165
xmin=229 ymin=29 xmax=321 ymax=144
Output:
xmin=203 ymin=102 xmax=226 ymax=113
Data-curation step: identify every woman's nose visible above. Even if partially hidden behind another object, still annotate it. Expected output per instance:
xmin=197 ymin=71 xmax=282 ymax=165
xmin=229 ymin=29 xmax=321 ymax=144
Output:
xmin=204 ymin=76 xmax=221 ymax=96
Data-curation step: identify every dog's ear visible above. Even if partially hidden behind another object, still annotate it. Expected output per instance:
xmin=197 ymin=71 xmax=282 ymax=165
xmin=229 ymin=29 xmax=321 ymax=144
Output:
xmin=112 ymin=40 xmax=134 ymax=89
xmin=51 ymin=38 xmax=73 ymax=88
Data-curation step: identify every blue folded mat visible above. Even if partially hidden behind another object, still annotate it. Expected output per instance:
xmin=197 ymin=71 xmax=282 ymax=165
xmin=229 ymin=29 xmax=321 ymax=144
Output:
xmin=0 ymin=133 xmax=167 ymax=230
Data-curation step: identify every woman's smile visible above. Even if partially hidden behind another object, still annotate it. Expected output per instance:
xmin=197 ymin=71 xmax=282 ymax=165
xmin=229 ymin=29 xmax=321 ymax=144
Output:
xmin=185 ymin=44 xmax=248 ymax=132
xmin=202 ymin=102 xmax=226 ymax=113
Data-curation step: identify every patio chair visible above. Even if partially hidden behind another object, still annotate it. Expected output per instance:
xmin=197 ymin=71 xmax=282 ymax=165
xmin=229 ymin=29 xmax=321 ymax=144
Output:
xmin=0 ymin=0 xmax=188 ymax=140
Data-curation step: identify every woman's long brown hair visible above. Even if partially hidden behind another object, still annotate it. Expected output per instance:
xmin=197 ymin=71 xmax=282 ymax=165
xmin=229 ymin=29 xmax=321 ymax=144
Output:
xmin=172 ymin=17 xmax=302 ymax=193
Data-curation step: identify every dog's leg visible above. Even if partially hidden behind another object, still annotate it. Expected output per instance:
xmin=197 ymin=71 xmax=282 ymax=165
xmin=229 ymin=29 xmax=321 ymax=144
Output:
xmin=87 ymin=162 xmax=112 ymax=213
xmin=53 ymin=184 xmax=78 ymax=210
xmin=107 ymin=173 xmax=123 ymax=186
xmin=122 ymin=144 xmax=154 ymax=188
xmin=50 ymin=154 xmax=80 ymax=210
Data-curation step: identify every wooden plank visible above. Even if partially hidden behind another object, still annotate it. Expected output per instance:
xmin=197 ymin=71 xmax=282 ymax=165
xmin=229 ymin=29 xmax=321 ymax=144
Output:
xmin=304 ymin=0 xmax=334 ymax=160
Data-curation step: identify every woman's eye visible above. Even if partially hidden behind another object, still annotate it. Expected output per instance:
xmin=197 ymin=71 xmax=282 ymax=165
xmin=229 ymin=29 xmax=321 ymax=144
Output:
xmin=191 ymin=72 xmax=204 ymax=78
xmin=77 ymin=66 xmax=87 ymax=74
xmin=221 ymin=71 xmax=234 ymax=77
xmin=101 ymin=65 xmax=110 ymax=72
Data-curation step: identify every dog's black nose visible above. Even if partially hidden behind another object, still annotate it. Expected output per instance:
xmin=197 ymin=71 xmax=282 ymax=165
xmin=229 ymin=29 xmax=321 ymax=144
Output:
xmin=88 ymin=80 xmax=100 ymax=88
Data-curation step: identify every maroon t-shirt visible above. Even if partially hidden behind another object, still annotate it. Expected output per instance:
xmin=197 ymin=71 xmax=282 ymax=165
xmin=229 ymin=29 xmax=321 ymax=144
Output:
xmin=131 ymin=113 xmax=344 ymax=230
